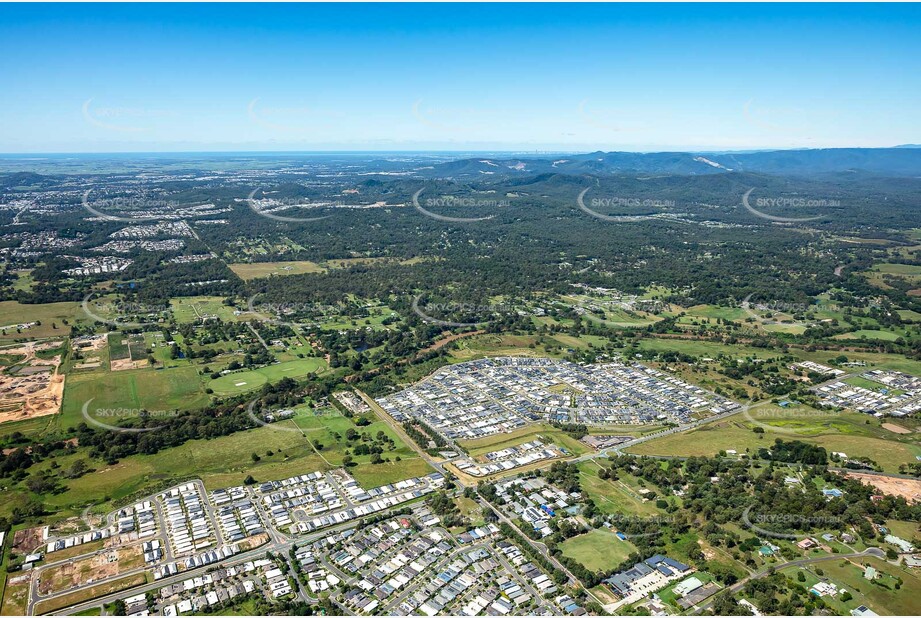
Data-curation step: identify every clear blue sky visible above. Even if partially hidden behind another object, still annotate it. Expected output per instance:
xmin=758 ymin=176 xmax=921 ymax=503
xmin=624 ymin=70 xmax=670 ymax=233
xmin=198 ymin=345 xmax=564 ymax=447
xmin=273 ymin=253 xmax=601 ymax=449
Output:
xmin=1 ymin=2 xmax=918 ymax=153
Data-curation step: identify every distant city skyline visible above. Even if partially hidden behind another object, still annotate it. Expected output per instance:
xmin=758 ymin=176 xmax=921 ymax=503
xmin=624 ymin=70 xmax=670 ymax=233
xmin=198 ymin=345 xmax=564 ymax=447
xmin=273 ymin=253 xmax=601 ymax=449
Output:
xmin=1 ymin=2 xmax=919 ymax=153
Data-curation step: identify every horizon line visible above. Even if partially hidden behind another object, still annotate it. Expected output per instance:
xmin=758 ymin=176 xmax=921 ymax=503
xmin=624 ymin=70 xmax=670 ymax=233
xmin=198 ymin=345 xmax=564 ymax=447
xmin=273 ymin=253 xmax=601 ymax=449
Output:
xmin=2 ymin=145 xmax=919 ymax=158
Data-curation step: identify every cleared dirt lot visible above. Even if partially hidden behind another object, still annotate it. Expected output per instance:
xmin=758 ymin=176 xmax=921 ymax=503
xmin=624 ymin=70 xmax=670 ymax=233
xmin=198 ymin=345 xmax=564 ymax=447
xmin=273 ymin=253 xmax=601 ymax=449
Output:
xmin=882 ymin=422 xmax=912 ymax=434
xmin=37 ymin=544 xmax=143 ymax=595
xmin=0 ymin=342 xmax=64 ymax=424
xmin=846 ymin=471 xmax=921 ymax=503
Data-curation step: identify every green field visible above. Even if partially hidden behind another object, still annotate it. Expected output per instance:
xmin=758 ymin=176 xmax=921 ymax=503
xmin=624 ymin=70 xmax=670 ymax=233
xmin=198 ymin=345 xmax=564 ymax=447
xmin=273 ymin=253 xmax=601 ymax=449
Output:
xmin=0 ymin=300 xmax=85 ymax=341
xmin=228 ymin=260 xmax=325 ymax=280
xmin=170 ymin=296 xmax=248 ymax=324
xmin=627 ymin=406 xmax=921 ymax=472
xmin=60 ymin=366 xmax=209 ymax=430
xmin=577 ymin=461 xmax=662 ymax=516
xmin=560 ymin=529 xmax=637 ymax=571
xmin=834 ymin=329 xmax=903 ymax=342
xmin=457 ymin=423 xmax=590 ymax=459
xmin=29 ymin=409 xmax=431 ymax=518
xmin=784 ymin=557 xmax=921 ymax=616
xmin=208 ymin=358 xmax=327 ymax=396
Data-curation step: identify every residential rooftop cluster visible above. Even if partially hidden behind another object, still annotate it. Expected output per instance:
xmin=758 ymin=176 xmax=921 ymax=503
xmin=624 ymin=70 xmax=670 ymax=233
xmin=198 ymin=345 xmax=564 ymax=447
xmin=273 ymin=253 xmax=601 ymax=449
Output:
xmin=377 ymin=358 xmax=735 ymax=444
xmin=254 ymin=469 xmax=446 ymax=535
xmin=152 ymin=555 xmax=283 ymax=616
xmin=454 ymin=439 xmax=564 ymax=478
xmin=492 ymin=476 xmax=581 ymax=538
xmin=791 ymin=361 xmax=845 ymax=377
xmin=325 ymin=510 xmax=565 ymax=617
xmin=814 ymin=369 xmax=921 ymax=417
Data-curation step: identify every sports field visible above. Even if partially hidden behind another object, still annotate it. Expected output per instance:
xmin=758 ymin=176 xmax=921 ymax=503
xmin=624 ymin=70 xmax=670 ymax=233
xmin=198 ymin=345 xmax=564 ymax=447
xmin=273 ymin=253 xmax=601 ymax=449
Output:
xmin=208 ymin=358 xmax=327 ymax=396
xmin=560 ymin=529 xmax=637 ymax=571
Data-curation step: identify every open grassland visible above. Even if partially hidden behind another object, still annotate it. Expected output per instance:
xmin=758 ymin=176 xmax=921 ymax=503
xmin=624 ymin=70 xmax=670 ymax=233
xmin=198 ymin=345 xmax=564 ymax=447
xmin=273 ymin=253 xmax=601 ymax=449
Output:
xmin=787 ymin=556 xmax=921 ymax=616
xmin=349 ymin=457 xmax=434 ymax=488
xmin=18 ymin=412 xmax=426 ymax=522
xmin=60 ymin=366 xmax=208 ymax=431
xmin=230 ymin=257 xmax=428 ymax=281
xmin=170 ymin=296 xmax=248 ymax=324
xmin=22 ymin=407 xmax=432 ymax=520
xmin=0 ymin=301 xmax=85 ymax=341
xmin=449 ymin=331 xmax=617 ymax=362
xmin=627 ymin=406 xmax=921 ymax=472
xmin=634 ymin=337 xmax=779 ymax=359
xmin=207 ymin=358 xmax=326 ymax=396
xmin=577 ymin=460 xmax=661 ymax=516
xmin=228 ymin=260 xmax=325 ymax=280
xmin=560 ymin=529 xmax=637 ymax=571
xmin=0 ymin=574 xmax=29 ymax=616
xmin=833 ymin=329 xmax=903 ymax=341
xmin=684 ymin=304 xmax=751 ymax=322
xmin=0 ymin=413 xmax=58 ymax=440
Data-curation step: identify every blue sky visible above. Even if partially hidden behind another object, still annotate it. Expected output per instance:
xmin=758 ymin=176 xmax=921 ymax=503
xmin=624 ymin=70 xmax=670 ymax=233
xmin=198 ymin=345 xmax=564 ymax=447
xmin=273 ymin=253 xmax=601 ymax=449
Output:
xmin=1 ymin=2 xmax=918 ymax=153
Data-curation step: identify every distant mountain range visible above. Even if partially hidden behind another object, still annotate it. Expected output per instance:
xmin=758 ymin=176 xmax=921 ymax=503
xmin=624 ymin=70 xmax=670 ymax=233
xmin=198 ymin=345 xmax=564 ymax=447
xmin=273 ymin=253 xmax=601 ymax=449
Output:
xmin=422 ymin=148 xmax=921 ymax=178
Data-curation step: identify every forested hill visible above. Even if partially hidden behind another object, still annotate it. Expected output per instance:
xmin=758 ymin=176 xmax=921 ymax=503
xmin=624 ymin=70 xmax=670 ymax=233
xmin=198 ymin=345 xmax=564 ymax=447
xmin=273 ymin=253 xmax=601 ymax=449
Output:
xmin=424 ymin=147 xmax=921 ymax=178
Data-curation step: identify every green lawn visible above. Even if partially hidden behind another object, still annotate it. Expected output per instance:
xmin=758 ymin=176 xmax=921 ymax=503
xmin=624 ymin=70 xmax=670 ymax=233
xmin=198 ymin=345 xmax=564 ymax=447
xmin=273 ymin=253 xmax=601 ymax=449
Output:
xmin=60 ymin=366 xmax=209 ymax=431
xmin=834 ymin=329 xmax=903 ymax=342
xmin=577 ymin=461 xmax=661 ymax=516
xmin=170 ymin=296 xmax=248 ymax=324
xmin=0 ymin=300 xmax=85 ymax=341
xmin=457 ymin=423 xmax=591 ymax=458
xmin=208 ymin=359 xmax=326 ymax=396
xmin=560 ymin=529 xmax=637 ymax=572
xmin=627 ymin=407 xmax=921 ymax=473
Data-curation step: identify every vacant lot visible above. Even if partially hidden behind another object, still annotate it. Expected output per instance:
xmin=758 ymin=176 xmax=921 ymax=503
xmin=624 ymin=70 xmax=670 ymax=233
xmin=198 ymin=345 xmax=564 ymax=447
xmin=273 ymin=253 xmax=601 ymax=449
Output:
xmin=458 ymin=423 xmax=589 ymax=459
xmin=627 ymin=407 xmax=921 ymax=473
xmin=228 ymin=260 xmax=325 ymax=280
xmin=0 ymin=301 xmax=85 ymax=341
xmin=561 ymin=529 xmax=636 ymax=571
xmin=846 ymin=472 xmax=921 ymax=503
xmin=60 ymin=366 xmax=208 ymax=430
xmin=34 ymin=573 xmax=147 ymax=615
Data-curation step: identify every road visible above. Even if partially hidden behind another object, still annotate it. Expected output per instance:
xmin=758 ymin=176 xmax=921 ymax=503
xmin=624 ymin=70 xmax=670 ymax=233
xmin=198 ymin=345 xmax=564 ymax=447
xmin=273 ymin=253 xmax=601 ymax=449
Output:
xmin=44 ymin=496 xmax=426 ymax=616
xmin=356 ymin=389 xmax=454 ymax=481
xmin=692 ymin=548 xmax=886 ymax=614
xmin=35 ymin=364 xmax=875 ymax=615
